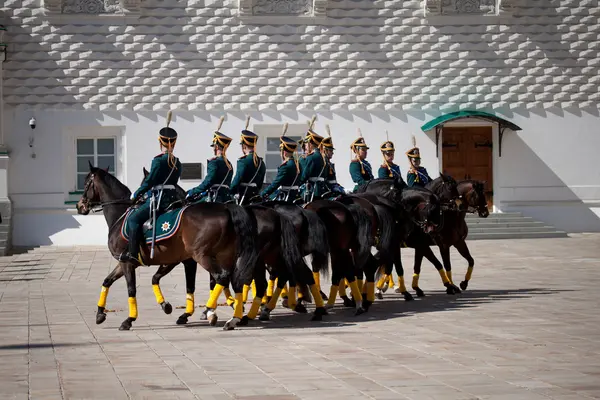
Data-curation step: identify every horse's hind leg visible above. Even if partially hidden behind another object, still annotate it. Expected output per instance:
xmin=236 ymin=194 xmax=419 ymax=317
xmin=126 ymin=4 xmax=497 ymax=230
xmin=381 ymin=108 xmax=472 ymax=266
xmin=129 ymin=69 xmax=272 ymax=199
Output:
xmin=176 ymin=259 xmax=198 ymax=325
xmin=362 ymin=255 xmax=378 ymax=311
xmin=343 ymin=250 xmax=366 ymax=316
xmin=420 ymin=245 xmax=461 ymax=295
xmin=454 ymin=239 xmax=475 ymax=291
xmin=119 ymin=263 xmax=138 ymax=331
xmin=439 ymin=245 xmax=454 ymax=284
xmin=412 ymin=248 xmax=426 ymax=297
xmin=239 ymin=260 xmax=267 ymax=326
xmin=393 ymin=247 xmax=413 ymax=301
xmin=260 ymin=270 xmax=288 ymax=321
xmin=96 ymin=263 xmax=124 ymax=325
xmin=151 ymin=263 xmax=178 ymax=315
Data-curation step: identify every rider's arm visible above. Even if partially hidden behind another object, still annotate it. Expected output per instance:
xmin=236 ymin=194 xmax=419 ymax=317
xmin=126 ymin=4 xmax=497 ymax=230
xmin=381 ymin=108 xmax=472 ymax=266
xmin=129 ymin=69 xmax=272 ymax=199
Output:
xmin=349 ymin=161 xmax=367 ymax=185
xmin=377 ymin=166 xmax=388 ymax=179
xmin=187 ymin=159 xmax=217 ymax=197
xmin=298 ymin=154 xmax=313 ymax=184
xmin=229 ymin=158 xmax=245 ymax=195
xmin=406 ymin=171 xmax=417 ymax=187
xmin=260 ymin=164 xmax=286 ymax=197
xmin=134 ymin=157 xmax=160 ymax=199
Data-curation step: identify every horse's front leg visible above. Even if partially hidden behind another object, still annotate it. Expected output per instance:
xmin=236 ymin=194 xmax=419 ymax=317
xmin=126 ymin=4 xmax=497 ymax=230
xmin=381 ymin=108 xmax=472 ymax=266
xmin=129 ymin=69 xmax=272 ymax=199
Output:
xmin=151 ymin=263 xmax=178 ymax=316
xmin=420 ymin=245 xmax=461 ymax=295
xmin=96 ymin=263 xmax=124 ymax=325
xmin=176 ymin=259 xmax=198 ymax=325
xmin=439 ymin=244 xmax=454 ymax=285
xmin=454 ymin=239 xmax=475 ymax=291
xmin=119 ymin=262 xmax=138 ymax=331
xmin=239 ymin=259 xmax=267 ymax=326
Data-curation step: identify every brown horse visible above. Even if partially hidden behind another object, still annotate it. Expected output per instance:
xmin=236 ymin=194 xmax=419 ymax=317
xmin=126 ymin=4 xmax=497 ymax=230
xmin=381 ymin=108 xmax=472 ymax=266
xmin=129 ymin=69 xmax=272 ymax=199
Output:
xmin=76 ymin=165 xmax=259 ymax=331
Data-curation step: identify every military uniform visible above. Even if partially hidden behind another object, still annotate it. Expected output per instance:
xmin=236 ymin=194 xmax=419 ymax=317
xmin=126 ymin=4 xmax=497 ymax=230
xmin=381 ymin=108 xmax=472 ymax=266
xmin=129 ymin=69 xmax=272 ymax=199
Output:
xmin=349 ymin=137 xmax=374 ymax=192
xmin=187 ymin=131 xmax=233 ymax=203
xmin=260 ymin=136 xmax=301 ymax=202
xmin=299 ymin=128 xmax=330 ymax=202
xmin=406 ymin=145 xmax=432 ymax=187
xmin=320 ymin=136 xmax=345 ymax=196
xmin=230 ymin=129 xmax=266 ymax=205
xmin=378 ymin=140 xmax=402 ymax=179
xmin=123 ymin=125 xmax=181 ymax=264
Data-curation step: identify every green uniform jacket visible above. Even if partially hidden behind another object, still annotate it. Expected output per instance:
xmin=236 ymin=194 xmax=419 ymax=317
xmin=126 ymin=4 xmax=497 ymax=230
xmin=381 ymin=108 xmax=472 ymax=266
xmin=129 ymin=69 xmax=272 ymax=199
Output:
xmin=260 ymin=159 xmax=300 ymax=201
xmin=133 ymin=153 xmax=182 ymax=206
xmin=377 ymin=162 xmax=402 ymax=179
xmin=349 ymin=159 xmax=374 ymax=192
xmin=230 ymin=153 xmax=266 ymax=196
xmin=299 ymin=149 xmax=329 ymax=198
xmin=407 ymin=166 xmax=432 ymax=188
xmin=187 ymin=156 xmax=233 ymax=202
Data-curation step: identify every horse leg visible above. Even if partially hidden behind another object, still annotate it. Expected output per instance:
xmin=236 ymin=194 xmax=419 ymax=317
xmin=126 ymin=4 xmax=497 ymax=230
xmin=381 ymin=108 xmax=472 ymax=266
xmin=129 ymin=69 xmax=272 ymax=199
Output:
xmin=260 ymin=269 xmax=288 ymax=321
xmin=96 ymin=263 xmax=124 ymax=325
xmin=454 ymin=239 xmax=475 ymax=291
xmin=439 ymin=244 xmax=454 ymax=285
xmin=412 ymin=248 xmax=426 ymax=297
xmin=199 ymin=274 xmax=217 ymax=321
xmin=362 ymin=255 xmax=378 ymax=311
xmin=420 ymin=245 xmax=461 ymax=295
xmin=176 ymin=259 xmax=198 ymax=325
xmin=263 ymin=270 xmax=277 ymax=305
xmin=311 ymin=258 xmax=329 ymax=301
xmin=325 ymin=251 xmax=344 ymax=309
xmin=119 ymin=263 xmax=138 ymax=331
xmin=239 ymin=260 xmax=267 ymax=326
xmin=393 ymin=247 xmax=413 ymax=301
xmin=151 ymin=263 xmax=178 ymax=315
xmin=344 ymin=251 xmax=366 ymax=316
xmin=292 ymin=258 xmax=328 ymax=321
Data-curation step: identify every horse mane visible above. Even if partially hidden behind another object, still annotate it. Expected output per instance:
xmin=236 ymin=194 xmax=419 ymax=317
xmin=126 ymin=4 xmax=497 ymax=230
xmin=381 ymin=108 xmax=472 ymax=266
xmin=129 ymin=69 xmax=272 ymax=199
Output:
xmin=92 ymin=167 xmax=131 ymax=197
xmin=426 ymin=174 xmax=456 ymax=193
xmin=458 ymin=179 xmax=484 ymax=192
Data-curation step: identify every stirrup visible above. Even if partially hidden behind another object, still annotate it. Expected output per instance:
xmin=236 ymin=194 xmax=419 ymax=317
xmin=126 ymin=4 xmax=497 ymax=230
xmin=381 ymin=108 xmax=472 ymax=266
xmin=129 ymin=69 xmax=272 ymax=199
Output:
xmin=119 ymin=251 xmax=140 ymax=265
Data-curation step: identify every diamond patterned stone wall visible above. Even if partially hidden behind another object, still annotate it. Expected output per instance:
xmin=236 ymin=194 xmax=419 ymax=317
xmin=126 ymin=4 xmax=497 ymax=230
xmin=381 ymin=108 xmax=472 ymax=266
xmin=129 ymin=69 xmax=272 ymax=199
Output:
xmin=0 ymin=0 xmax=599 ymax=111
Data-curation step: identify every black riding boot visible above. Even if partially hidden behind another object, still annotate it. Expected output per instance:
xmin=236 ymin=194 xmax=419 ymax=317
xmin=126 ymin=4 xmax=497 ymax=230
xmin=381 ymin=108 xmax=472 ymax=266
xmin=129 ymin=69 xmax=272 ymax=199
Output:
xmin=120 ymin=231 xmax=142 ymax=265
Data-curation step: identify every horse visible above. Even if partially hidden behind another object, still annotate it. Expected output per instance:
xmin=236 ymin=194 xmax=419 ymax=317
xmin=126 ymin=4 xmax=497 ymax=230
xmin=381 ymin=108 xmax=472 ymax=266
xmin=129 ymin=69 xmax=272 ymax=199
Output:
xmin=76 ymin=164 xmax=259 ymax=331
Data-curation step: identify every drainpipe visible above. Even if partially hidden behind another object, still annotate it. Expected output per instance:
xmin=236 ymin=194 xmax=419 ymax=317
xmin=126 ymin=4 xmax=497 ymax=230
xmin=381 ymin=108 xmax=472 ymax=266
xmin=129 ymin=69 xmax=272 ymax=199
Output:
xmin=0 ymin=24 xmax=5 ymax=147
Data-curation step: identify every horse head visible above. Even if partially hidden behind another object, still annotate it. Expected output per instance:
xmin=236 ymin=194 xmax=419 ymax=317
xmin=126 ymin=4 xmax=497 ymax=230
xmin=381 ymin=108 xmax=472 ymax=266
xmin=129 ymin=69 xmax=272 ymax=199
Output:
xmin=77 ymin=162 xmax=131 ymax=215
xmin=458 ymin=180 xmax=490 ymax=218
xmin=426 ymin=173 xmax=460 ymax=210
xmin=401 ymin=187 xmax=442 ymax=234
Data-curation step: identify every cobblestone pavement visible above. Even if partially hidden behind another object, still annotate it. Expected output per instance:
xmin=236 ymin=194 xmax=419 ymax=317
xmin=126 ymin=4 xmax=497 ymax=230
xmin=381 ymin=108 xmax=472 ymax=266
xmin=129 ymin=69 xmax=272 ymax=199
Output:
xmin=1 ymin=234 xmax=600 ymax=400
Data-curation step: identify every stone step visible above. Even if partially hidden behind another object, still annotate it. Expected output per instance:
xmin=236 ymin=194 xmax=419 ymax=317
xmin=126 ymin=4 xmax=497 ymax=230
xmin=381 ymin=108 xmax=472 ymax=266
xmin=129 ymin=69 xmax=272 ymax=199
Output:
xmin=467 ymin=231 xmax=568 ymax=240
xmin=467 ymin=221 xmax=547 ymax=229
xmin=466 ymin=217 xmax=537 ymax=225
xmin=465 ymin=212 xmax=523 ymax=219
xmin=467 ymin=226 xmax=563 ymax=234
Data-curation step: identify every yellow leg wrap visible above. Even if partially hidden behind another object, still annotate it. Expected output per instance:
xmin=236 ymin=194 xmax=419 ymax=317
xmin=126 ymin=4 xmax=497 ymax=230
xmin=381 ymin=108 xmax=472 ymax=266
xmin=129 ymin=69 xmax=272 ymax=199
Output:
xmin=297 ymin=285 xmax=304 ymax=300
xmin=224 ymin=288 xmax=233 ymax=300
xmin=465 ymin=266 xmax=474 ymax=281
xmin=185 ymin=293 xmax=194 ymax=314
xmin=233 ymin=293 xmax=244 ymax=319
xmin=338 ymin=279 xmax=347 ymax=297
xmin=438 ymin=269 xmax=450 ymax=284
xmin=261 ymin=294 xmax=268 ymax=305
xmin=98 ymin=286 xmax=109 ymax=308
xmin=251 ymin=280 xmax=257 ymax=299
xmin=313 ymin=272 xmax=321 ymax=289
xmin=327 ymin=285 xmax=338 ymax=306
xmin=281 ymin=284 xmax=288 ymax=299
xmin=348 ymin=280 xmax=363 ymax=302
xmin=398 ymin=276 xmax=407 ymax=293
xmin=357 ymin=279 xmax=364 ymax=294
xmin=447 ymin=270 xmax=453 ymax=284
xmin=242 ymin=284 xmax=250 ymax=303
xmin=128 ymin=297 xmax=138 ymax=319
xmin=388 ymin=274 xmax=395 ymax=287
xmin=206 ymin=284 xmax=225 ymax=309
xmin=267 ymin=287 xmax=282 ymax=310
xmin=152 ymin=284 xmax=165 ymax=305
xmin=288 ymin=286 xmax=297 ymax=309
xmin=247 ymin=297 xmax=262 ymax=320
xmin=376 ymin=274 xmax=387 ymax=289
xmin=226 ymin=296 xmax=235 ymax=307
xmin=309 ymin=284 xmax=324 ymax=308
xmin=266 ymin=279 xmax=275 ymax=297
xmin=366 ymin=282 xmax=375 ymax=302
xmin=412 ymin=273 xmax=420 ymax=288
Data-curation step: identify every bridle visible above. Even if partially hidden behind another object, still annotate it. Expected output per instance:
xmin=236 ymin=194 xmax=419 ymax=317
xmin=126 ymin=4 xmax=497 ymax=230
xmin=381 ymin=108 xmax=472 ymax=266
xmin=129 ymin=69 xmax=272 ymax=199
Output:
xmin=79 ymin=173 xmax=132 ymax=213
xmin=460 ymin=186 xmax=487 ymax=215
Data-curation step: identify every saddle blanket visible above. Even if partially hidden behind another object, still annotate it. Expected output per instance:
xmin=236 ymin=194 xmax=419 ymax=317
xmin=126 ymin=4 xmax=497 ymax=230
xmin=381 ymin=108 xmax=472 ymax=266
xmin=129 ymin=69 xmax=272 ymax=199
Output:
xmin=121 ymin=205 xmax=189 ymax=244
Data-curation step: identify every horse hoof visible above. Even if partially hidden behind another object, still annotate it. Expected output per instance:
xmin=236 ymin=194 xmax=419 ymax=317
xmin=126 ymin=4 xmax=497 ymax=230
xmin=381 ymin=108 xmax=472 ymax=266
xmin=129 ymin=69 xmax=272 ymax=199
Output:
xmin=199 ymin=308 xmax=208 ymax=321
xmin=311 ymin=306 xmax=328 ymax=321
xmin=381 ymin=283 xmax=389 ymax=293
xmin=342 ymin=296 xmax=356 ymax=308
xmin=161 ymin=302 xmax=173 ymax=315
xmin=460 ymin=280 xmax=469 ymax=291
xmin=445 ymin=283 xmax=461 ymax=295
xmin=118 ymin=319 xmax=133 ymax=331
xmin=403 ymin=292 xmax=414 ymax=302
xmin=362 ymin=300 xmax=373 ymax=311
xmin=96 ymin=312 xmax=107 ymax=325
xmin=223 ymin=317 xmax=240 ymax=330
xmin=375 ymin=291 xmax=383 ymax=300
xmin=324 ymin=303 xmax=334 ymax=310
xmin=294 ymin=303 xmax=308 ymax=314
xmin=354 ymin=307 xmax=365 ymax=316
xmin=320 ymin=290 xmax=328 ymax=301
xmin=414 ymin=287 xmax=425 ymax=297
xmin=238 ymin=316 xmax=249 ymax=326
xmin=259 ymin=310 xmax=271 ymax=321
xmin=281 ymin=298 xmax=289 ymax=308
xmin=176 ymin=313 xmax=189 ymax=325
xmin=208 ymin=314 xmax=218 ymax=327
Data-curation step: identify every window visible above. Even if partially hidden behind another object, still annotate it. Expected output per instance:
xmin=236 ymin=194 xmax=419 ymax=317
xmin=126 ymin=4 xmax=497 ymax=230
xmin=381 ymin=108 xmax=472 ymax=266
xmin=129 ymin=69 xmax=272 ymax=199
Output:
xmin=424 ymin=0 xmax=516 ymax=16
xmin=43 ymin=0 xmax=141 ymax=15
xmin=264 ymin=136 xmax=305 ymax=184
xmin=238 ymin=0 xmax=329 ymax=24
xmin=76 ymin=138 xmax=116 ymax=190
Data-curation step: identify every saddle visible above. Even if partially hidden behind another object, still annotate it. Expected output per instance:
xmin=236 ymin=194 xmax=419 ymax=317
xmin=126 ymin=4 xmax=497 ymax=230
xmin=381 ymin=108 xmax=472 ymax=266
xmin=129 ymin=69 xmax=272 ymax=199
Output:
xmin=121 ymin=205 xmax=189 ymax=244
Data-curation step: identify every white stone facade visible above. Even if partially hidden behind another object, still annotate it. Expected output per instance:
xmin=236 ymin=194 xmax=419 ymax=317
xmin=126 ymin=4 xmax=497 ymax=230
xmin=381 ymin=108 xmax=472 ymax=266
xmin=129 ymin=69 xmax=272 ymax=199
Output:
xmin=0 ymin=0 xmax=599 ymax=247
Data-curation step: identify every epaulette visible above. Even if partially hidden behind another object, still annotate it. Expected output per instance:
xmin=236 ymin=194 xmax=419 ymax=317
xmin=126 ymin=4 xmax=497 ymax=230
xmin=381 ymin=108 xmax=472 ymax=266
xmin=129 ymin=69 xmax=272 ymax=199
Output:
xmin=350 ymin=159 xmax=359 ymax=163
xmin=208 ymin=157 xmax=216 ymax=162
xmin=381 ymin=164 xmax=387 ymax=169
xmin=154 ymin=153 xmax=164 ymax=158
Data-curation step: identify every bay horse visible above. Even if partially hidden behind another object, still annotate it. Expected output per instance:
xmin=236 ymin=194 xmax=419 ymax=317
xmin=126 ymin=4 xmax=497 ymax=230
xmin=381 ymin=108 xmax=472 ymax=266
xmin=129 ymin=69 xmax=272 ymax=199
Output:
xmin=76 ymin=164 xmax=259 ymax=331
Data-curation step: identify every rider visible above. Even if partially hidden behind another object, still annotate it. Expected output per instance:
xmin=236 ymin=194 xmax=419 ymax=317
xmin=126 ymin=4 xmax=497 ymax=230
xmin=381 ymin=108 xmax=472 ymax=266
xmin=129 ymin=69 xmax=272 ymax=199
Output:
xmin=186 ymin=130 xmax=234 ymax=202
xmin=299 ymin=127 xmax=329 ymax=202
xmin=320 ymin=135 xmax=346 ymax=196
xmin=406 ymin=137 xmax=432 ymax=187
xmin=378 ymin=140 xmax=402 ymax=179
xmin=123 ymin=122 xmax=182 ymax=264
xmin=230 ymin=128 xmax=266 ymax=205
xmin=260 ymin=135 xmax=301 ymax=202
xmin=349 ymin=136 xmax=374 ymax=192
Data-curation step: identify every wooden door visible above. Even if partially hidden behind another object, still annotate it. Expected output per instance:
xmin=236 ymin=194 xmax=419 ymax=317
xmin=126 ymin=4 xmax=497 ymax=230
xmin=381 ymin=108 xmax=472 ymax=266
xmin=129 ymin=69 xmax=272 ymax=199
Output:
xmin=442 ymin=126 xmax=493 ymax=209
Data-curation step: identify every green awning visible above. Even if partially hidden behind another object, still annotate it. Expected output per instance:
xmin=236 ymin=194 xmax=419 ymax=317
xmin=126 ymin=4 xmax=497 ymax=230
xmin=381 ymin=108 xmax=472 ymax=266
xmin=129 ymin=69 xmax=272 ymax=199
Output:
xmin=421 ymin=110 xmax=522 ymax=132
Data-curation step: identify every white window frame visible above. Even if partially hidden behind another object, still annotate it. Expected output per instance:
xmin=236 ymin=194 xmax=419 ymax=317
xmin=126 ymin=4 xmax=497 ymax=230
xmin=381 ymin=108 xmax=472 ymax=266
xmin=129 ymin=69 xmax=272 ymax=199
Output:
xmin=252 ymin=124 xmax=307 ymax=185
xmin=238 ymin=0 xmax=329 ymax=25
xmin=424 ymin=0 xmax=516 ymax=19
xmin=42 ymin=0 xmax=141 ymax=23
xmin=75 ymin=137 xmax=117 ymax=191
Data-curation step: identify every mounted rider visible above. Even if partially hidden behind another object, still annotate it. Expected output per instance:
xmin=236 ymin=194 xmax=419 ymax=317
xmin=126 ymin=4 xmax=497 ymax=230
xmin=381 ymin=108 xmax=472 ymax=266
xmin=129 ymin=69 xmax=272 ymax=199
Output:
xmin=406 ymin=135 xmax=432 ymax=187
xmin=186 ymin=117 xmax=234 ymax=203
xmin=378 ymin=135 xmax=402 ymax=179
xmin=299 ymin=116 xmax=330 ymax=203
xmin=122 ymin=111 xmax=182 ymax=264
xmin=321 ymin=125 xmax=346 ymax=197
xmin=230 ymin=116 xmax=266 ymax=205
xmin=349 ymin=129 xmax=374 ymax=192
xmin=259 ymin=123 xmax=301 ymax=203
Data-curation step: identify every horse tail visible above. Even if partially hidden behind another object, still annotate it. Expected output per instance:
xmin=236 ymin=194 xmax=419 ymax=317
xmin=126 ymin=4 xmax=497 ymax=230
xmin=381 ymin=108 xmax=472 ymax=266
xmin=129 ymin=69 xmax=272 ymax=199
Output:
xmin=301 ymin=208 xmax=330 ymax=279
xmin=373 ymin=204 xmax=395 ymax=262
xmin=278 ymin=213 xmax=303 ymax=280
xmin=226 ymin=204 xmax=259 ymax=286
xmin=346 ymin=204 xmax=373 ymax=269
